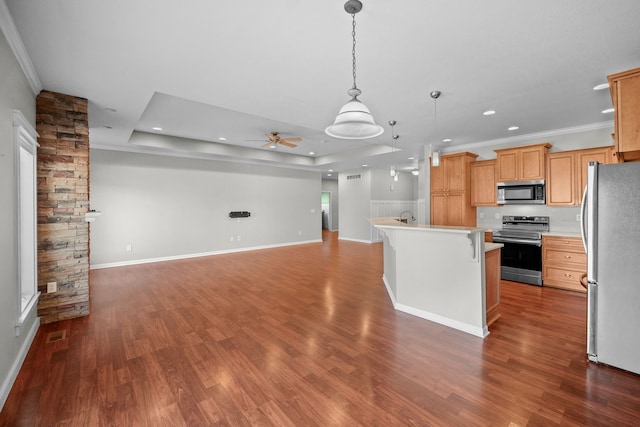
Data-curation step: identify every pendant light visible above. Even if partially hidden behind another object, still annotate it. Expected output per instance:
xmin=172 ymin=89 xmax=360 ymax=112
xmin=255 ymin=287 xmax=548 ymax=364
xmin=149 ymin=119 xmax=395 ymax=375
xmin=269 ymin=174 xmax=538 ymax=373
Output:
xmin=389 ymin=120 xmax=399 ymax=181
xmin=325 ymin=0 xmax=383 ymax=140
xmin=430 ymin=90 xmax=441 ymax=167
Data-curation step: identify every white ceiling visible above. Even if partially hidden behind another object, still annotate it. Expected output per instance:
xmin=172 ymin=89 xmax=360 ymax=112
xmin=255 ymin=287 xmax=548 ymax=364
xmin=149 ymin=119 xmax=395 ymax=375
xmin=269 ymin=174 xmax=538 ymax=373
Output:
xmin=4 ymin=0 xmax=640 ymax=178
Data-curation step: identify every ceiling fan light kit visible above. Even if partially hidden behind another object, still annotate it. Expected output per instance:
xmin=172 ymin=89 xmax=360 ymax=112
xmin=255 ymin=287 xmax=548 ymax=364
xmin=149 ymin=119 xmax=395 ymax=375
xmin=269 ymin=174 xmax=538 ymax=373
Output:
xmin=325 ymin=0 xmax=383 ymax=140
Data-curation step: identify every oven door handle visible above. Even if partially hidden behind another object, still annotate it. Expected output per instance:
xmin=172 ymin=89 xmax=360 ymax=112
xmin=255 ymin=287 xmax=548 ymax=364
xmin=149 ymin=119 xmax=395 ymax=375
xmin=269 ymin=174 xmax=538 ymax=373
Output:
xmin=492 ymin=237 xmax=542 ymax=247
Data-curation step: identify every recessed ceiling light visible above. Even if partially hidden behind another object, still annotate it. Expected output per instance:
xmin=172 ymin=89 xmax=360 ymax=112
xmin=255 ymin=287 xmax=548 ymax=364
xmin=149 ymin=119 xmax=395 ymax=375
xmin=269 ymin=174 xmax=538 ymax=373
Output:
xmin=408 ymin=156 xmax=415 ymax=160
xmin=593 ymin=83 xmax=609 ymax=91
xmin=602 ymin=108 xmax=615 ymax=114
xmin=309 ymin=151 xmax=315 ymax=155
xmin=327 ymin=173 xmax=332 ymax=177
xmin=269 ymin=144 xmax=277 ymax=149
xmin=328 ymin=169 xmax=334 ymax=172
xmin=442 ymin=138 xmax=452 ymax=143
xmin=508 ymin=126 xmax=520 ymax=131
xmin=411 ymin=170 xmax=419 ymax=176
xmin=218 ymin=137 xmax=227 ymax=141
xmin=483 ymin=110 xmax=496 ymax=116
xmin=362 ymin=164 xmax=368 ymax=167
xmin=152 ymin=126 xmax=162 ymax=131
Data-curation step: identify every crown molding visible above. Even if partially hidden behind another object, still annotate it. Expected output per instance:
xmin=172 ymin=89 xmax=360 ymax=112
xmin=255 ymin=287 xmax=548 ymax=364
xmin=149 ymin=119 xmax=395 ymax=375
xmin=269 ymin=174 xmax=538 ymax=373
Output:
xmin=0 ymin=0 xmax=42 ymax=95
xmin=442 ymin=121 xmax=614 ymax=154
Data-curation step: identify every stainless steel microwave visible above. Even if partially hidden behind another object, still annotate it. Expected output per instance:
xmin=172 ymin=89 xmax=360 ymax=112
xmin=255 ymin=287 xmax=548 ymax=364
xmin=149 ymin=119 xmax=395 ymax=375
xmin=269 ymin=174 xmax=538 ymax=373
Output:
xmin=497 ymin=180 xmax=546 ymax=205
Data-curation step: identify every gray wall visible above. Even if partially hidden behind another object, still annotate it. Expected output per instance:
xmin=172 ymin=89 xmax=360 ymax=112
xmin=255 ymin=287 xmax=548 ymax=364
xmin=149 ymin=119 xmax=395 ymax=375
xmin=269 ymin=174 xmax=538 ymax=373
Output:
xmin=89 ymin=150 xmax=322 ymax=267
xmin=338 ymin=168 xmax=372 ymax=242
xmin=371 ymin=169 xmax=416 ymax=200
xmin=0 ymin=29 xmax=39 ymax=408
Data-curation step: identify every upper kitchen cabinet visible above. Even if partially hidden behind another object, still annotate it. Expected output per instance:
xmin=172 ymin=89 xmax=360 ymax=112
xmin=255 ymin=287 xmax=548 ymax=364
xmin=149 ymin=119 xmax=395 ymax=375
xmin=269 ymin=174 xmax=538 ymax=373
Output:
xmin=430 ymin=152 xmax=478 ymax=226
xmin=495 ymin=143 xmax=552 ymax=182
xmin=546 ymin=146 xmax=614 ymax=206
xmin=471 ymin=160 xmax=497 ymax=206
xmin=608 ymin=67 xmax=640 ymax=162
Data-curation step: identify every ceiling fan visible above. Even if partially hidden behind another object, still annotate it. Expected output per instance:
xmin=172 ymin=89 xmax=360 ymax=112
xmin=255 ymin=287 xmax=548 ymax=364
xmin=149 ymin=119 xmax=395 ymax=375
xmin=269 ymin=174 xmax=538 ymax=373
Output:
xmin=254 ymin=132 xmax=302 ymax=148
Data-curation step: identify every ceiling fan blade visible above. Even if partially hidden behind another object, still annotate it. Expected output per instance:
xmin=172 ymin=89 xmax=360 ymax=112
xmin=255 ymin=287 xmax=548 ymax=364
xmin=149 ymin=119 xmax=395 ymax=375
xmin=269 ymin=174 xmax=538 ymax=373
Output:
xmin=282 ymin=137 xmax=302 ymax=143
xmin=279 ymin=141 xmax=297 ymax=148
xmin=262 ymin=141 xmax=275 ymax=147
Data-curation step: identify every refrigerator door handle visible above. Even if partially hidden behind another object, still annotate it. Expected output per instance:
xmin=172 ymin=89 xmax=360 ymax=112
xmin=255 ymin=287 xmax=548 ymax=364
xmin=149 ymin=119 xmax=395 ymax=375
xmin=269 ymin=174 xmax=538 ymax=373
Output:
xmin=580 ymin=186 xmax=588 ymax=253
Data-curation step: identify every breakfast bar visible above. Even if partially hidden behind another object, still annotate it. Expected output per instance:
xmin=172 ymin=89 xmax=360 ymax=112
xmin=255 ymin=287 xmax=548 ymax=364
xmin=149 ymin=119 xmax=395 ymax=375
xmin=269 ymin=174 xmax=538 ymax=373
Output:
xmin=371 ymin=218 xmax=502 ymax=338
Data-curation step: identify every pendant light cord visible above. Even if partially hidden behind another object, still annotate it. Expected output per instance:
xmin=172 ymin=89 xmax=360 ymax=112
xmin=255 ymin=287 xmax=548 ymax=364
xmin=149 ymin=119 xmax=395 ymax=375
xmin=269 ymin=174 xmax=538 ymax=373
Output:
xmin=351 ymin=12 xmax=357 ymax=90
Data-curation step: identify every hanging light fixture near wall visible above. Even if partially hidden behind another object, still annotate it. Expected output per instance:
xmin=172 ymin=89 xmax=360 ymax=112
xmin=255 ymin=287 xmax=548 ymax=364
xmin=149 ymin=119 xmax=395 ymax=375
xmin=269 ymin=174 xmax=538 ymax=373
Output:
xmin=430 ymin=90 xmax=442 ymax=167
xmin=325 ymin=0 xmax=384 ymax=140
xmin=389 ymin=120 xmax=399 ymax=181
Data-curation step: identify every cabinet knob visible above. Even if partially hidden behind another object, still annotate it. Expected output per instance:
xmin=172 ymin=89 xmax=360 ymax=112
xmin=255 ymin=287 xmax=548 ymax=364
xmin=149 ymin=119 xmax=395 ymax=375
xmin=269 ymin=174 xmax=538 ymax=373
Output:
xmin=565 ymin=255 xmax=572 ymax=259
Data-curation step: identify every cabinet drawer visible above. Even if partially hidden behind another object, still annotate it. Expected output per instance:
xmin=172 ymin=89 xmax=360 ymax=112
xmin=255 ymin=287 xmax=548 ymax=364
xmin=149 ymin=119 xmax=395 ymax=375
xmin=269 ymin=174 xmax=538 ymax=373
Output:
xmin=543 ymin=265 xmax=586 ymax=293
xmin=542 ymin=236 xmax=585 ymax=251
xmin=543 ymin=247 xmax=586 ymax=267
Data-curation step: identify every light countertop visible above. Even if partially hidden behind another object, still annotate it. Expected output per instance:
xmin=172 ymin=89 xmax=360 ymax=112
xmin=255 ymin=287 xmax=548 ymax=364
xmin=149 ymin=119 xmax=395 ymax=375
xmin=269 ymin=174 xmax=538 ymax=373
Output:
xmin=485 ymin=242 xmax=503 ymax=252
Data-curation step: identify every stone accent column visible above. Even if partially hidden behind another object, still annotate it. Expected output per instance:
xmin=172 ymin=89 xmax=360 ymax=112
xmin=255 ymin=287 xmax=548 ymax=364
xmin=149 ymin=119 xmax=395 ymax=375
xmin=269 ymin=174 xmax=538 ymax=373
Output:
xmin=36 ymin=90 xmax=90 ymax=323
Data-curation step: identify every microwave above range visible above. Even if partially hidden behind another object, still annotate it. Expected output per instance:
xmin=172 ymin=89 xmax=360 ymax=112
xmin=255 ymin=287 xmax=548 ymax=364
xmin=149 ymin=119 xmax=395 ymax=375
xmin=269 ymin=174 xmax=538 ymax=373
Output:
xmin=497 ymin=180 xmax=546 ymax=205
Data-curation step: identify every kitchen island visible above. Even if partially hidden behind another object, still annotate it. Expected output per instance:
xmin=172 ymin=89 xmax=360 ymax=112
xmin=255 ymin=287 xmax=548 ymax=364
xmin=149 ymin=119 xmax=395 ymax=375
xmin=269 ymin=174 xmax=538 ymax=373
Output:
xmin=371 ymin=218 xmax=502 ymax=338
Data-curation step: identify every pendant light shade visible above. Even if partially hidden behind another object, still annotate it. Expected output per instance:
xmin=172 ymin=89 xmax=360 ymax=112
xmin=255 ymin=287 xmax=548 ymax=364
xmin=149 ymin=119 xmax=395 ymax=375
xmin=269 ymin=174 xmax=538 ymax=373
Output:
xmin=325 ymin=90 xmax=384 ymax=139
xmin=325 ymin=1 xmax=383 ymax=140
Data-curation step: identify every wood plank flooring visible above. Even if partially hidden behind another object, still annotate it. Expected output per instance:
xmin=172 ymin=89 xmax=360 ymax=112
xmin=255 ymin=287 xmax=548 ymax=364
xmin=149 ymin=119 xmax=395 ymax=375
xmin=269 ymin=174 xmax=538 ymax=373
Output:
xmin=2 ymin=231 xmax=640 ymax=426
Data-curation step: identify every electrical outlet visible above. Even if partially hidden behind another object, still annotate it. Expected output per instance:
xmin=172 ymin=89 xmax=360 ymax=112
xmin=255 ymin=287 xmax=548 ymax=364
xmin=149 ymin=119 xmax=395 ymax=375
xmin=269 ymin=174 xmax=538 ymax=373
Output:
xmin=47 ymin=281 xmax=57 ymax=293
xmin=126 ymin=244 xmax=132 ymax=252
xmin=230 ymin=236 xmax=234 ymax=242
xmin=298 ymin=230 xmax=302 ymax=236
xmin=479 ymin=212 xmax=484 ymax=219
xmin=576 ymin=214 xmax=581 ymax=222
xmin=237 ymin=235 xmax=241 ymax=241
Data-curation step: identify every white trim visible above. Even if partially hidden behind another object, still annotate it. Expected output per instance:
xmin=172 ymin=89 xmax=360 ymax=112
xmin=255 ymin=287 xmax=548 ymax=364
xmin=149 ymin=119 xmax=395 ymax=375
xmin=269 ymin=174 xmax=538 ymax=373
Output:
xmin=0 ymin=1 xmax=42 ymax=95
xmin=0 ymin=316 xmax=39 ymax=410
xmin=337 ymin=237 xmax=372 ymax=244
xmin=382 ymin=274 xmax=488 ymax=338
xmin=90 ymin=239 xmax=323 ymax=269
xmin=442 ymin=121 xmax=614 ymax=154
xmin=394 ymin=303 xmax=489 ymax=338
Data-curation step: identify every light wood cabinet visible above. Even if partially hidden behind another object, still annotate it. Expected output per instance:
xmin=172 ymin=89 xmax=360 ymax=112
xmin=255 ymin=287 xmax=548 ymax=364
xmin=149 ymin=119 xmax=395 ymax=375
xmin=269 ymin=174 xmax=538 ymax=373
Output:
xmin=495 ymin=143 xmax=551 ymax=182
xmin=430 ymin=152 xmax=478 ymax=226
xmin=546 ymin=146 xmax=614 ymax=206
xmin=471 ymin=160 xmax=497 ymax=206
xmin=608 ymin=67 xmax=640 ymax=162
xmin=542 ymin=235 xmax=586 ymax=293
xmin=485 ymin=248 xmax=501 ymax=326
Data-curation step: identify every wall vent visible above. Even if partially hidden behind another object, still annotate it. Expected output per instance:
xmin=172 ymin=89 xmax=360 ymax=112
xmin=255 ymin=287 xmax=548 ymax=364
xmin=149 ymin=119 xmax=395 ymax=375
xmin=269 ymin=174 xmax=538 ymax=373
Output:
xmin=346 ymin=174 xmax=361 ymax=180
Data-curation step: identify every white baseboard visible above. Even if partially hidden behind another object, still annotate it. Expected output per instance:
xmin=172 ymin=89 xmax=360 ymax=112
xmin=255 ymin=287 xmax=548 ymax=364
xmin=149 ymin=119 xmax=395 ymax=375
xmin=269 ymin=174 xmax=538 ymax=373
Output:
xmin=381 ymin=274 xmax=488 ymax=339
xmin=0 ymin=316 xmax=39 ymax=410
xmin=337 ymin=236 xmax=372 ymax=244
xmin=394 ymin=302 xmax=488 ymax=339
xmin=90 ymin=239 xmax=323 ymax=269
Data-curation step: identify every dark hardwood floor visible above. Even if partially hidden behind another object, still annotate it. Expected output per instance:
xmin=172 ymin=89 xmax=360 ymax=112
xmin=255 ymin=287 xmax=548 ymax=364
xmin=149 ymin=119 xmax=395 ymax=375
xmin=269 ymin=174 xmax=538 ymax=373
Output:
xmin=2 ymin=230 xmax=640 ymax=426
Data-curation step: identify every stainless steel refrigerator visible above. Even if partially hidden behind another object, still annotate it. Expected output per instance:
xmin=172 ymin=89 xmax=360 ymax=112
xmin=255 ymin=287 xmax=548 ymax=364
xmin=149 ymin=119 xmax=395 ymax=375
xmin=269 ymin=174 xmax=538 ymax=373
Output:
xmin=581 ymin=161 xmax=640 ymax=375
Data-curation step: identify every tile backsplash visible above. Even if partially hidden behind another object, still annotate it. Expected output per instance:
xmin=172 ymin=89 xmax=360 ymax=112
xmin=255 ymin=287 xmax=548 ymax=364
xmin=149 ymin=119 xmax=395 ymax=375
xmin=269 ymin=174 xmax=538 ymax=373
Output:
xmin=477 ymin=205 xmax=582 ymax=233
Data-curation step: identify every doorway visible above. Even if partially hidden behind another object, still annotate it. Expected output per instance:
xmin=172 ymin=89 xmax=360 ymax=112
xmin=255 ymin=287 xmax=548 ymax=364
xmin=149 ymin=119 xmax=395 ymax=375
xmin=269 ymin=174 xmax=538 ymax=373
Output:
xmin=321 ymin=191 xmax=331 ymax=231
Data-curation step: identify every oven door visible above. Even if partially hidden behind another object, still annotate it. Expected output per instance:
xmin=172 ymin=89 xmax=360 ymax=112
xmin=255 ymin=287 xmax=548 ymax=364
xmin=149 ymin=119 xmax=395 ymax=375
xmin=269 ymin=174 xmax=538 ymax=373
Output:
xmin=492 ymin=237 xmax=543 ymax=286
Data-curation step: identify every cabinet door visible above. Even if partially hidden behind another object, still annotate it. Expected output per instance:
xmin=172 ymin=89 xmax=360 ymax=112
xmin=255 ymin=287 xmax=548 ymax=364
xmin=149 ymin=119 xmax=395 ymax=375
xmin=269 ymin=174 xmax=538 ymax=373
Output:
xmin=445 ymin=192 xmax=465 ymax=226
xmin=520 ymin=145 xmax=546 ymax=181
xmin=616 ymin=73 xmax=640 ymax=153
xmin=430 ymin=193 xmax=447 ymax=226
xmin=444 ymin=155 xmax=466 ymax=192
xmin=471 ymin=160 xmax=497 ymax=206
xmin=496 ymin=150 xmax=518 ymax=182
xmin=576 ymin=147 xmax=613 ymax=196
xmin=546 ymin=152 xmax=575 ymax=205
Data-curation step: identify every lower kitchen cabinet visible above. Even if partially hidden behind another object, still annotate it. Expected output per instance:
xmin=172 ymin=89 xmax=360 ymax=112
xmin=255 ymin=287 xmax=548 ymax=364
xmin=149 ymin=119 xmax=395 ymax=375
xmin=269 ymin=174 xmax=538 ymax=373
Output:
xmin=542 ymin=235 xmax=587 ymax=293
xmin=485 ymin=247 xmax=501 ymax=326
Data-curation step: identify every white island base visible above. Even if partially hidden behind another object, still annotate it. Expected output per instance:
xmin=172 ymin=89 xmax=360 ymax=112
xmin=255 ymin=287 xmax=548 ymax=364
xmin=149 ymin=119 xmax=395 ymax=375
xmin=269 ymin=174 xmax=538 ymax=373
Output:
xmin=372 ymin=218 xmax=493 ymax=338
